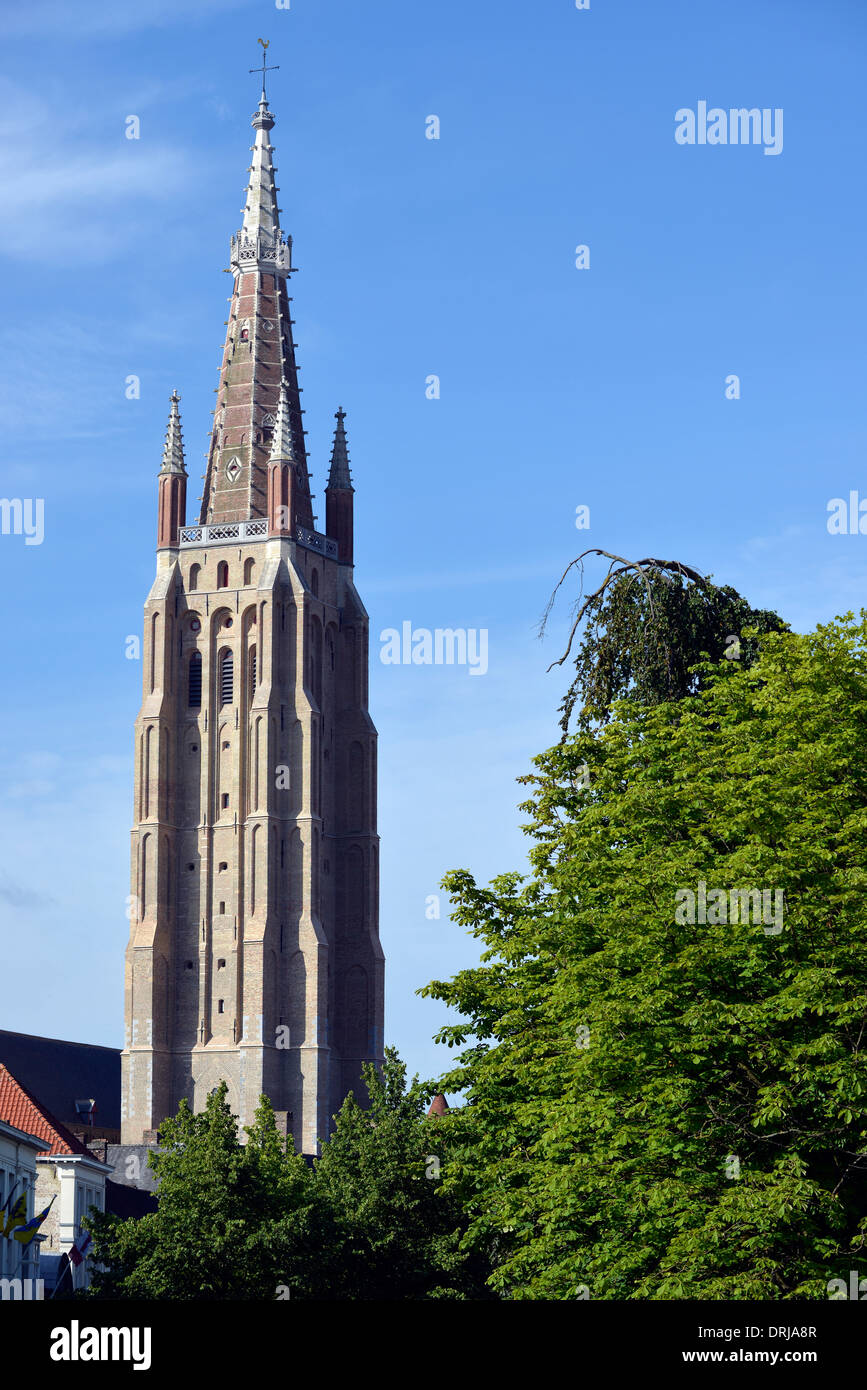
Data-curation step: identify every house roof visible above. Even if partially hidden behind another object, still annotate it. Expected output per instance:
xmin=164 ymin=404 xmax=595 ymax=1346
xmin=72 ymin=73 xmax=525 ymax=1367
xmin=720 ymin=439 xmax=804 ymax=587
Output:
xmin=0 ymin=1030 xmax=120 ymax=1131
xmin=0 ymin=1063 xmax=107 ymax=1161
xmin=105 ymin=1179 xmax=157 ymax=1219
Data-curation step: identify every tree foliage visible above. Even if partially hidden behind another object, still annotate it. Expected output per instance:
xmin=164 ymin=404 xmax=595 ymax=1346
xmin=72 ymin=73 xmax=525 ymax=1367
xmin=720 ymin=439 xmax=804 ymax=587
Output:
xmin=85 ymin=1088 xmax=319 ymax=1300
xmin=312 ymin=1049 xmax=494 ymax=1299
xmin=423 ymin=615 xmax=867 ymax=1299
xmin=541 ymin=550 xmax=786 ymax=730
xmin=85 ymin=1049 xmax=492 ymax=1300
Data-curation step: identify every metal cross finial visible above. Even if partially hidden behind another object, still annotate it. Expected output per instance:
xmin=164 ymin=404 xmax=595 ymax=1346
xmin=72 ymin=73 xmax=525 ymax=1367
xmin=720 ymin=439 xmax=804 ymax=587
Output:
xmin=250 ymin=38 xmax=279 ymax=100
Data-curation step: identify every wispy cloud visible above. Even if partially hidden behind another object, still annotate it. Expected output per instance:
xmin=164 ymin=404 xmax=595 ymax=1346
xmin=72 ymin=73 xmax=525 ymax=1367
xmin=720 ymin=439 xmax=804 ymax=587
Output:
xmin=0 ymin=79 xmax=199 ymax=263
xmin=0 ymin=0 xmax=252 ymax=40
xmin=0 ymin=879 xmax=55 ymax=909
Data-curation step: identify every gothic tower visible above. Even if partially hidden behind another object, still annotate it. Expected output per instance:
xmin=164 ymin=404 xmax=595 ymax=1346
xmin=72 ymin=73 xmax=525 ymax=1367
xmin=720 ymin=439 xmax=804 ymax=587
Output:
xmin=121 ymin=75 xmax=384 ymax=1154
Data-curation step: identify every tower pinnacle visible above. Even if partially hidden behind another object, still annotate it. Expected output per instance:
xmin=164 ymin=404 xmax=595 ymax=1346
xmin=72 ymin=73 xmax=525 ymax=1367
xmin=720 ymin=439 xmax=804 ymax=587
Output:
xmin=325 ymin=406 xmax=355 ymax=564
xmin=269 ymin=378 xmax=296 ymax=463
xmin=160 ymin=390 xmax=186 ymax=475
xmin=327 ymin=406 xmax=354 ymax=491
xmin=156 ymin=390 xmax=188 ymax=547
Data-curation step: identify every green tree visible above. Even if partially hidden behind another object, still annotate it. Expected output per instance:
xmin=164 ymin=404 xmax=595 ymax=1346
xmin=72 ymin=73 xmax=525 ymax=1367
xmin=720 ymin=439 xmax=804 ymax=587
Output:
xmin=541 ymin=549 xmax=786 ymax=730
xmin=85 ymin=1085 xmax=319 ymax=1300
xmin=84 ymin=1053 xmax=493 ymax=1300
xmin=309 ymin=1047 xmax=494 ymax=1299
xmin=423 ymin=615 xmax=867 ymax=1299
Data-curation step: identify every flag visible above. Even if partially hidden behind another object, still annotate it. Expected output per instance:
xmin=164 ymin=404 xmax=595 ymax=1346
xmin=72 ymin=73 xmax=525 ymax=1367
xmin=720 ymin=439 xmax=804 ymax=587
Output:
xmin=68 ymin=1229 xmax=92 ymax=1267
xmin=0 ymin=1180 xmax=20 ymax=1234
xmin=13 ymin=1194 xmax=55 ymax=1246
xmin=2 ymin=1192 xmax=27 ymax=1240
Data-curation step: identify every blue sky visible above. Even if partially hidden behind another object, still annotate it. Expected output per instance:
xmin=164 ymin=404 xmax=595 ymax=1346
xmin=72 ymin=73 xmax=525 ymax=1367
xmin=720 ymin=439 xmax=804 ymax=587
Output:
xmin=0 ymin=0 xmax=865 ymax=1092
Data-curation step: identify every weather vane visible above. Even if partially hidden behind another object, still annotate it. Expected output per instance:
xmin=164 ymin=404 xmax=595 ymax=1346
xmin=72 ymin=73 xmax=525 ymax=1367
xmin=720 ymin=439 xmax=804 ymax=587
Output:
xmin=250 ymin=38 xmax=279 ymax=99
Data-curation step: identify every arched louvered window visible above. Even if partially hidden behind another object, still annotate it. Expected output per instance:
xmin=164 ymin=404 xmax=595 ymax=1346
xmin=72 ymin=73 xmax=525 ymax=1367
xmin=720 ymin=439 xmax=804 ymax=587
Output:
xmin=220 ymin=650 xmax=234 ymax=707
xmin=249 ymin=645 xmax=257 ymax=699
xmin=188 ymin=652 xmax=202 ymax=707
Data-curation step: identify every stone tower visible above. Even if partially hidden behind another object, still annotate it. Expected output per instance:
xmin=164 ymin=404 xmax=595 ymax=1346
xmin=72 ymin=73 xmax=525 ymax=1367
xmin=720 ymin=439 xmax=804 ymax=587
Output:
xmin=121 ymin=76 xmax=384 ymax=1154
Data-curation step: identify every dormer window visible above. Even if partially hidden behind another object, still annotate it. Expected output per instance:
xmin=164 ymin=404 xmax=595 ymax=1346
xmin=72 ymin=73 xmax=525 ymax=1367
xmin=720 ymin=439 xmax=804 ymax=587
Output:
xmin=74 ymin=1099 xmax=96 ymax=1125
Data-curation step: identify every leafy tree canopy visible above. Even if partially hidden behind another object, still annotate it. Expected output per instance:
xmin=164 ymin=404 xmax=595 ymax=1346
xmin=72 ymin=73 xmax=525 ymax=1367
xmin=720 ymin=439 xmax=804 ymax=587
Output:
xmin=85 ymin=1087 xmax=318 ymax=1300
xmin=541 ymin=550 xmax=786 ymax=731
xmin=423 ymin=614 xmax=867 ymax=1299
xmin=312 ymin=1048 xmax=494 ymax=1299
xmin=85 ymin=1049 xmax=492 ymax=1300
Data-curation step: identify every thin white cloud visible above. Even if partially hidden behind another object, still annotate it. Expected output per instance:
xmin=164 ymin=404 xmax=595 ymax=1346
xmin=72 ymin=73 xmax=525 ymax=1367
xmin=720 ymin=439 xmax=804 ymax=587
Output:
xmin=0 ymin=77 xmax=203 ymax=262
xmin=0 ymin=0 xmax=252 ymax=40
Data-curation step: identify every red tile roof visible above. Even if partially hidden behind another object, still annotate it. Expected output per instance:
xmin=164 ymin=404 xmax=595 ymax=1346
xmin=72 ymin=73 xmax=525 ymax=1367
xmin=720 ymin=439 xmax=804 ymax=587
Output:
xmin=0 ymin=1063 xmax=105 ymax=1161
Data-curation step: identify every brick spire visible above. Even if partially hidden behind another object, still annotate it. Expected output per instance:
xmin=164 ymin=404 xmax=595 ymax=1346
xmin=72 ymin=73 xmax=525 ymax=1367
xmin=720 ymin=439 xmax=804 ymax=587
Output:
xmin=325 ymin=407 xmax=354 ymax=564
xmin=200 ymin=83 xmax=312 ymax=528
xmin=157 ymin=390 xmax=187 ymax=548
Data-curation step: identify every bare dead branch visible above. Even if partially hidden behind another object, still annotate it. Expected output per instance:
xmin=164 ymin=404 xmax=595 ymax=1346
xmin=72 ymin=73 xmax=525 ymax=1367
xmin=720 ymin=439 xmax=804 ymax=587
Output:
xmin=539 ymin=550 xmax=706 ymax=673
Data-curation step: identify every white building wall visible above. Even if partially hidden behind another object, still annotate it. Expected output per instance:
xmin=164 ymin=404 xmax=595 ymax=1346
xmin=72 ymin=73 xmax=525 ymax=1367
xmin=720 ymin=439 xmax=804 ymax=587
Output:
xmin=0 ymin=1121 xmax=48 ymax=1283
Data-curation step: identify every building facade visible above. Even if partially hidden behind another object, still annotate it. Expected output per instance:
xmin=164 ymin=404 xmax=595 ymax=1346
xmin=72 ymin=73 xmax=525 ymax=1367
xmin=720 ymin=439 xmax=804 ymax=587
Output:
xmin=121 ymin=77 xmax=384 ymax=1154
xmin=0 ymin=1063 xmax=108 ymax=1293
xmin=0 ymin=1113 xmax=48 ymax=1291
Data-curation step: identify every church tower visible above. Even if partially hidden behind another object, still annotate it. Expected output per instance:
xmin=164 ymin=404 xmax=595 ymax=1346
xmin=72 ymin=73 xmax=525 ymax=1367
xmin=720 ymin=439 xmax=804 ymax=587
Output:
xmin=121 ymin=68 xmax=384 ymax=1154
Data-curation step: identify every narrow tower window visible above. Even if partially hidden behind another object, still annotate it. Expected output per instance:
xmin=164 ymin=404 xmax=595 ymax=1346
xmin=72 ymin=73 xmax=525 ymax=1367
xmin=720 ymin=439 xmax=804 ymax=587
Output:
xmin=244 ymin=557 xmax=255 ymax=585
xmin=188 ymin=651 xmax=202 ymax=707
xmin=217 ymin=562 xmax=229 ymax=589
xmin=189 ymin=564 xmax=200 ymax=592
xmin=249 ymin=645 xmax=257 ymax=699
xmin=220 ymin=650 xmax=234 ymax=706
